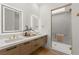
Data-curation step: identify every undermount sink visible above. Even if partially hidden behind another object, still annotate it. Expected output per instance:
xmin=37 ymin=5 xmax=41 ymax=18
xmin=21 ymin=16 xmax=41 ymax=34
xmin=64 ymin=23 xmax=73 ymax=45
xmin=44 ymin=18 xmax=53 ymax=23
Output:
xmin=4 ymin=35 xmax=36 ymax=43
xmin=0 ymin=36 xmax=25 ymax=43
xmin=5 ymin=37 xmax=25 ymax=43
xmin=24 ymin=33 xmax=40 ymax=37
xmin=0 ymin=34 xmax=39 ymax=43
xmin=24 ymin=34 xmax=37 ymax=37
xmin=4 ymin=39 xmax=20 ymax=43
xmin=4 ymin=35 xmax=38 ymax=43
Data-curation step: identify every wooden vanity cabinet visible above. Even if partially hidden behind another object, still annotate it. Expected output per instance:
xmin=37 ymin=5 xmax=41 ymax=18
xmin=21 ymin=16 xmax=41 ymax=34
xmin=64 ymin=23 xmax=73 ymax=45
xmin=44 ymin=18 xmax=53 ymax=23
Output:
xmin=0 ymin=45 xmax=20 ymax=55
xmin=20 ymin=41 xmax=32 ymax=55
xmin=0 ymin=35 xmax=47 ymax=55
xmin=31 ymin=35 xmax=47 ymax=52
xmin=31 ymin=39 xmax=41 ymax=52
xmin=40 ymin=36 xmax=47 ymax=46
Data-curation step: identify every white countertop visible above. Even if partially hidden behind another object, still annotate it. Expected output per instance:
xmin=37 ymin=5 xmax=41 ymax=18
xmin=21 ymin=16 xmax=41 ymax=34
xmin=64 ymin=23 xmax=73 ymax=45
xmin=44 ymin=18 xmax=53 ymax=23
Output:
xmin=0 ymin=34 xmax=47 ymax=50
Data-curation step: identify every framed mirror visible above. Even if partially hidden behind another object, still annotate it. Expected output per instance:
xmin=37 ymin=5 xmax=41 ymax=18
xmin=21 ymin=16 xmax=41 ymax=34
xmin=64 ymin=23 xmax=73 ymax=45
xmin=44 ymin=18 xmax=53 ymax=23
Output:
xmin=1 ymin=5 xmax=23 ymax=33
xmin=31 ymin=15 xmax=39 ymax=31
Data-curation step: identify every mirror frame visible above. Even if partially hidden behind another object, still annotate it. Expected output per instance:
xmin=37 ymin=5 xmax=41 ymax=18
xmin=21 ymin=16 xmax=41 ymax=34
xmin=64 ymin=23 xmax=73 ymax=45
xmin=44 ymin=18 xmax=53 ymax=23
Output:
xmin=1 ymin=4 xmax=23 ymax=33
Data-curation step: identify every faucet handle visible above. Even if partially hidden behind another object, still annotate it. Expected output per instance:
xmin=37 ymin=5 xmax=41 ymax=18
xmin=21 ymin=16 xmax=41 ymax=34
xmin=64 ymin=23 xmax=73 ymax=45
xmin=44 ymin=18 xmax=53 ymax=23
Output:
xmin=25 ymin=25 xmax=29 ymax=31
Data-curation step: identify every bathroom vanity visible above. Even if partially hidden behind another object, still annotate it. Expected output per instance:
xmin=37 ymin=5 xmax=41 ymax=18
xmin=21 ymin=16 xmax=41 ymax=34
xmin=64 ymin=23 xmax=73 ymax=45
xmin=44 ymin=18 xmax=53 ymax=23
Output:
xmin=0 ymin=35 xmax=47 ymax=55
xmin=0 ymin=4 xmax=47 ymax=55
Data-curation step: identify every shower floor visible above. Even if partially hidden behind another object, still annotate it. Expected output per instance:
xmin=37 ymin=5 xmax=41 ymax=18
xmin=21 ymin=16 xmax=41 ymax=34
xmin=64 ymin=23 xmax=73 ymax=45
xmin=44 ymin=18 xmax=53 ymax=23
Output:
xmin=52 ymin=41 xmax=72 ymax=54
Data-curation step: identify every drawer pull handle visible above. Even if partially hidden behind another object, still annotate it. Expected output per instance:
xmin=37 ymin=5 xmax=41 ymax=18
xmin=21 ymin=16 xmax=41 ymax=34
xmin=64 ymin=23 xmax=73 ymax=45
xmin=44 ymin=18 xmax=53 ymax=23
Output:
xmin=34 ymin=44 xmax=38 ymax=47
xmin=6 ymin=46 xmax=17 ymax=51
xmin=23 ymin=42 xmax=30 ymax=45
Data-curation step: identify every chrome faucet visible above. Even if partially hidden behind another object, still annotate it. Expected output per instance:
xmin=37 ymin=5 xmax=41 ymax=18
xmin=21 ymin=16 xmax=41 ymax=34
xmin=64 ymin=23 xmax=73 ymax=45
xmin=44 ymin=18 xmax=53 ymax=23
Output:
xmin=23 ymin=25 xmax=29 ymax=31
xmin=25 ymin=25 xmax=29 ymax=31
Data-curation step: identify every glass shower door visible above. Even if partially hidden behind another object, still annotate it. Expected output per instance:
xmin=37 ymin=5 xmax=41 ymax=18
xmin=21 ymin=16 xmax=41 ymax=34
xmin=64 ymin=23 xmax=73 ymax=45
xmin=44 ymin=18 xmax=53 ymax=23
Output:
xmin=52 ymin=12 xmax=72 ymax=45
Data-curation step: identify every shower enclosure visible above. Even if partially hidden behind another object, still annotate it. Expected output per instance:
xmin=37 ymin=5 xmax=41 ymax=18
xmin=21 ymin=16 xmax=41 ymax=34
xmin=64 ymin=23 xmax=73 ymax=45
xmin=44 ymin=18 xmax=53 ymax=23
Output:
xmin=51 ymin=4 xmax=72 ymax=54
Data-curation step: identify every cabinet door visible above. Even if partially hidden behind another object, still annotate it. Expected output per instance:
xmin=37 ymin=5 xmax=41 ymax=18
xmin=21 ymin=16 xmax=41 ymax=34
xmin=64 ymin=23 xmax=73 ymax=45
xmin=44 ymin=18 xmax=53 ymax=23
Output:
xmin=31 ymin=36 xmax=47 ymax=52
xmin=31 ymin=39 xmax=43 ymax=52
xmin=39 ymin=36 xmax=47 ymax=46
xmin=0 ymin=45 xmax=20 ymax=55
xmin=20 ymin=41 xmax=32 ymax=55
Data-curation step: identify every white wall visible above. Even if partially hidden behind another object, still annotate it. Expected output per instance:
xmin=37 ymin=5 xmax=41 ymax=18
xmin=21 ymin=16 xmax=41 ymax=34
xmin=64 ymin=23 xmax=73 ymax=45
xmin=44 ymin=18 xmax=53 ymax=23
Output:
xmin=71 ymin=4 xmax=79 ymax=54
xmin=39 ymin=3 xmax=68 ymax=48
xmin=39 ymin=5 xmax=51 ymax=48
xmin=5 ymin=3 xmax=39 ymax=30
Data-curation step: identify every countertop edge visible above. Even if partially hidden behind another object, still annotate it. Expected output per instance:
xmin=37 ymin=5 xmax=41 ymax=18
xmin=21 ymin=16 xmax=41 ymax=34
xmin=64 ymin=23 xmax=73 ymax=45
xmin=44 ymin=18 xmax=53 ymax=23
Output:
xmin=0 ymin=34 xmax=47 ymax=50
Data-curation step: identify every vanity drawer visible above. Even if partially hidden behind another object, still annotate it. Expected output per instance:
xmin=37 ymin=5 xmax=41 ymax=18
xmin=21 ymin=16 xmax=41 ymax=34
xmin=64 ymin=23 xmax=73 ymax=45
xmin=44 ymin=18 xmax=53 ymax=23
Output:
xmin=31 ymin=36 xmax=47 ymax=52
xmin=20 ymin=41 xmax=32 ymax=55
xmin=31 ymin=39 xmax=41 ymax=52
xmin=40 ymin=36 xmax=47 ymax=46
xmin=0 ymin=45 xmax=20 ymax=55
